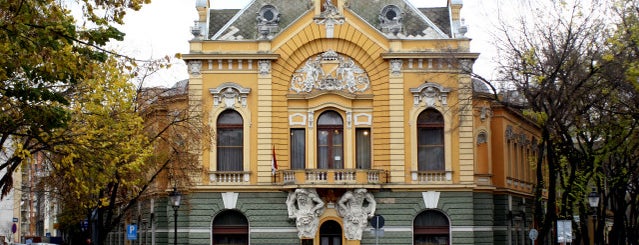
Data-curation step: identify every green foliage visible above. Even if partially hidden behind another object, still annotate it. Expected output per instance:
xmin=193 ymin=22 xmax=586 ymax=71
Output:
xmin=0 ymin=0 xmax=150 ymax=197
xmin=45 ymin=57 xmax=153 ymax=229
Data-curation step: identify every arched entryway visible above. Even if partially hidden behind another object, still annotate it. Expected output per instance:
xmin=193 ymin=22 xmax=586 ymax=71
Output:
xmin=212 ymin=210 xmax=248 ymax=245
xmin=319 ymin=220 xmax=342 ymax=245
xmin=414 ymin=209 xmax=450 ymax=245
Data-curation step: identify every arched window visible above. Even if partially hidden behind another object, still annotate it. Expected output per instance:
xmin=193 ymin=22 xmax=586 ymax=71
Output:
xmin=317 ymin=111 xmax=343 ymax=169
xmin=212 ymin=210 xmax=248 ymax=245
xmin=320 ymin=220 xmax=342 ymax=245
xmin=417 ymin=109 xmax=444 ymax=171
xmin=414 ymin=210 xmax=450 ymax=245
xmin=217 ymin=110 xmax=243 ymax=171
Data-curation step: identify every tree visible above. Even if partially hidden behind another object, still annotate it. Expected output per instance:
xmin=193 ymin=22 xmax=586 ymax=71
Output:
xmin=0 ymin=0 xmax=150 ymax=198
xmin=39 ymin=57 xmax=206 ymax=245
xmin=481 ymin=0 xmax=639 ymax=244
xmin=596 ymin=1 xmax=639 ymax=243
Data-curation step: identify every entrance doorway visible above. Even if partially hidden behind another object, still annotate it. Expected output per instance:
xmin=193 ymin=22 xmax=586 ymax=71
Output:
xmin=319 ymin=220 xmax=342 ymax=245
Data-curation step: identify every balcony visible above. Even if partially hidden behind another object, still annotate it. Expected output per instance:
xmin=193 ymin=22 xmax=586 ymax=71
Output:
xmin=506 ymin=177 xmax=534 ymax=192
xmin=208 ymin=171 xmax=250 ymax=184
xmin=277 ymin=169 xmax=387 ymax=186
xmin=411 ymin=170 xmax=453 ymax=184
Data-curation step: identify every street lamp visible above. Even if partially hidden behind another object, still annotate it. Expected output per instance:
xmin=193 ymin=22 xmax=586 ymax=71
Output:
xmin=168 ymin=187 xmax=181 ymax=245
xmin=588 ymin=188 xmax=600 ymax=245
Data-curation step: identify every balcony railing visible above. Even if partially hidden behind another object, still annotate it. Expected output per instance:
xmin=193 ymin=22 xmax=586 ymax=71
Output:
xmin=209 ymin=171 xmax=250 ymax=184
xmin=506 ymin=177 xmax=534 ymax=192
xmin=411 ymin=170 xmax=452 ymax=183
xmin=278 ymin=169 xmax=387 ymax=185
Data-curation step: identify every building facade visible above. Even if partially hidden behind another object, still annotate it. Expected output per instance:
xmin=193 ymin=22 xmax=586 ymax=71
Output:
xmin=116 ymin=0 xmax=542 ymax=244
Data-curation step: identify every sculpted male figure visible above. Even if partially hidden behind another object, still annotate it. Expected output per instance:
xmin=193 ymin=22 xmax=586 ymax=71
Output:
xmin=286 ymin=188 xmax=325 ymax=239
xmin=337 ymin=188 xmax=377 ymax=240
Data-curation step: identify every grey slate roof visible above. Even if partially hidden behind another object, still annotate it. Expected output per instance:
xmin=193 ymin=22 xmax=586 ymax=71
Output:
xmin=346 ymin=0 xmax=449 ymax=38
xmin=210 ymin=0 xmax=313 ymax=40
xmin=419 ymin=7 xmax=451 ymax=37
xmin=208 ymin=0 xmax=451 ymax=40
xmin=209 ymin=9 xmax=241 ymax=39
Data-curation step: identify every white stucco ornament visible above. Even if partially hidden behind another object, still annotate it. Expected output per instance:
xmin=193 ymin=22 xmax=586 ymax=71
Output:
xmin=290 ymin=50 xmax=370 ymax=93
xmin=286 ymin=188 xmax=325 ymax=239
xmin=337 ymin=188 xmax=377 ymax=240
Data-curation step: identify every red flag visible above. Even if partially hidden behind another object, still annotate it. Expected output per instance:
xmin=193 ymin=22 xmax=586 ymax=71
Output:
xmin=271 ymin=145 xmax=278 ymax=175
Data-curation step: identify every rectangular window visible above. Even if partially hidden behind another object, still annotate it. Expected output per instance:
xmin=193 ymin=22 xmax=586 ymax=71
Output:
xmin=290 ymin=129 xmax=306 ymax=169
xmin=356 ymin=128 xmax=371 ymax=169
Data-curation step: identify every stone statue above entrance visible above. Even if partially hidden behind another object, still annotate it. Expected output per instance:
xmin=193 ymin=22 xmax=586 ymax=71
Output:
xmin=286 ymin=188 xmax=326 ymax=239
xmin=337 ymin=188 xmax=377 ymax=240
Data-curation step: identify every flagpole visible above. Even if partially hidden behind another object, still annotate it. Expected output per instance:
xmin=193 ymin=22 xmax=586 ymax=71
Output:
xmin=272 ymin=145 xmax=277 ymax=183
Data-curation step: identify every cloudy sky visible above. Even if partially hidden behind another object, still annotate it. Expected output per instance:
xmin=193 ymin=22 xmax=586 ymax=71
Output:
xmin=112 ymin=0 xmax=498 ymax=87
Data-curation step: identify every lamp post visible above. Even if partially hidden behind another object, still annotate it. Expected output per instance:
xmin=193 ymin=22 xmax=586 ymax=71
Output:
xmin=587 ymin=188 xmax=600 ymax=245
xmin=168 ymin=187 xmax=181 ymax=245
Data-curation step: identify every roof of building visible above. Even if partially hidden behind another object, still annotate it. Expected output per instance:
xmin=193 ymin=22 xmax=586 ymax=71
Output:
xmin=472 ymin=78 xmax=492 ymax=95
xmin=207 ymin=0 xmax=451 ymax=40
xmin=418 ymin=7 xmax=451 ymax=37
xmin=346 ymin=0 xmax=449 ymax=38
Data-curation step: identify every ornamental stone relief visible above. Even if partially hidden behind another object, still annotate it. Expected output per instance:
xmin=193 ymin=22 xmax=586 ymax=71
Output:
xmin=188 ymin=60 xmax=202 ymax=76
xmin=290 ymin=50 xmax=370 ymax=94
xmin=209 ymin=82 xmax=251 ymax=108
xmin=258 ymin=60 xmax=271 ymax=75
xmin=410 ymin=82 xmax=450 ymax=108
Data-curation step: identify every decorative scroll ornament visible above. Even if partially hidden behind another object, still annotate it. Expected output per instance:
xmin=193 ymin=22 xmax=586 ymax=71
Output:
xmin=290 ymin=50 xmax=370 ymax=93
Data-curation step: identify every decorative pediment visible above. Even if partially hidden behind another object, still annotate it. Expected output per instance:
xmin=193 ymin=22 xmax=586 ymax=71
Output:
xmin=290 ymin=50 xmax=370 ymax=94
xmin=209 ymin=83 xmax=251 ymax=108
xmin=409 ymin=82 xmax=450 ymax=107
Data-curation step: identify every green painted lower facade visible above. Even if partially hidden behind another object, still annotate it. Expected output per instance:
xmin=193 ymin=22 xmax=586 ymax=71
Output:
xmin=107 ymin=191 xmax=532 ymax=245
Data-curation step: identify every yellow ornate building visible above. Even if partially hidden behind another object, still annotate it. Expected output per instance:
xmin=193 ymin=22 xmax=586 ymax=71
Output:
xmin=125 ymin=0 xmax=543 ymax=244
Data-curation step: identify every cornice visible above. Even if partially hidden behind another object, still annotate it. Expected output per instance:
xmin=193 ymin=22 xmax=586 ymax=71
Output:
xmin=182 ymin=53 xmax=280 ymax=60
xmin=381 ymin=52 xmax=479 ymax=59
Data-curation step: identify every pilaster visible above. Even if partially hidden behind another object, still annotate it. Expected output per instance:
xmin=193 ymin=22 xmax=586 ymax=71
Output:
xmin=388 ymin=59 xmax=405 ymax=183
xmin=457 ymin=71 xmax=475 ymax=184
xmin=256 ymin=61 xmax=274 ymax=183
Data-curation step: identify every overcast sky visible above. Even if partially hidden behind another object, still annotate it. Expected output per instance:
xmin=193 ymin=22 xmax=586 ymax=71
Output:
xmin=112 ymin=0 xmax=497 ymax=87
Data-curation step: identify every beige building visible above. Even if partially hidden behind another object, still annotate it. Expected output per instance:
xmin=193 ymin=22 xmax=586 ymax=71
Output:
xmin=117 ymin=0 xmax=543 ymax=244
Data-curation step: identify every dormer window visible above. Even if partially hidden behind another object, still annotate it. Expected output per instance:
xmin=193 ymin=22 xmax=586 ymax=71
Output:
xmin=259 ymin=5 xmax=279 ymax=22
xmin=379 ymin=5 xmax=403 ymax=35
xmin=257 ymin=5 xmax=280 ymax=39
